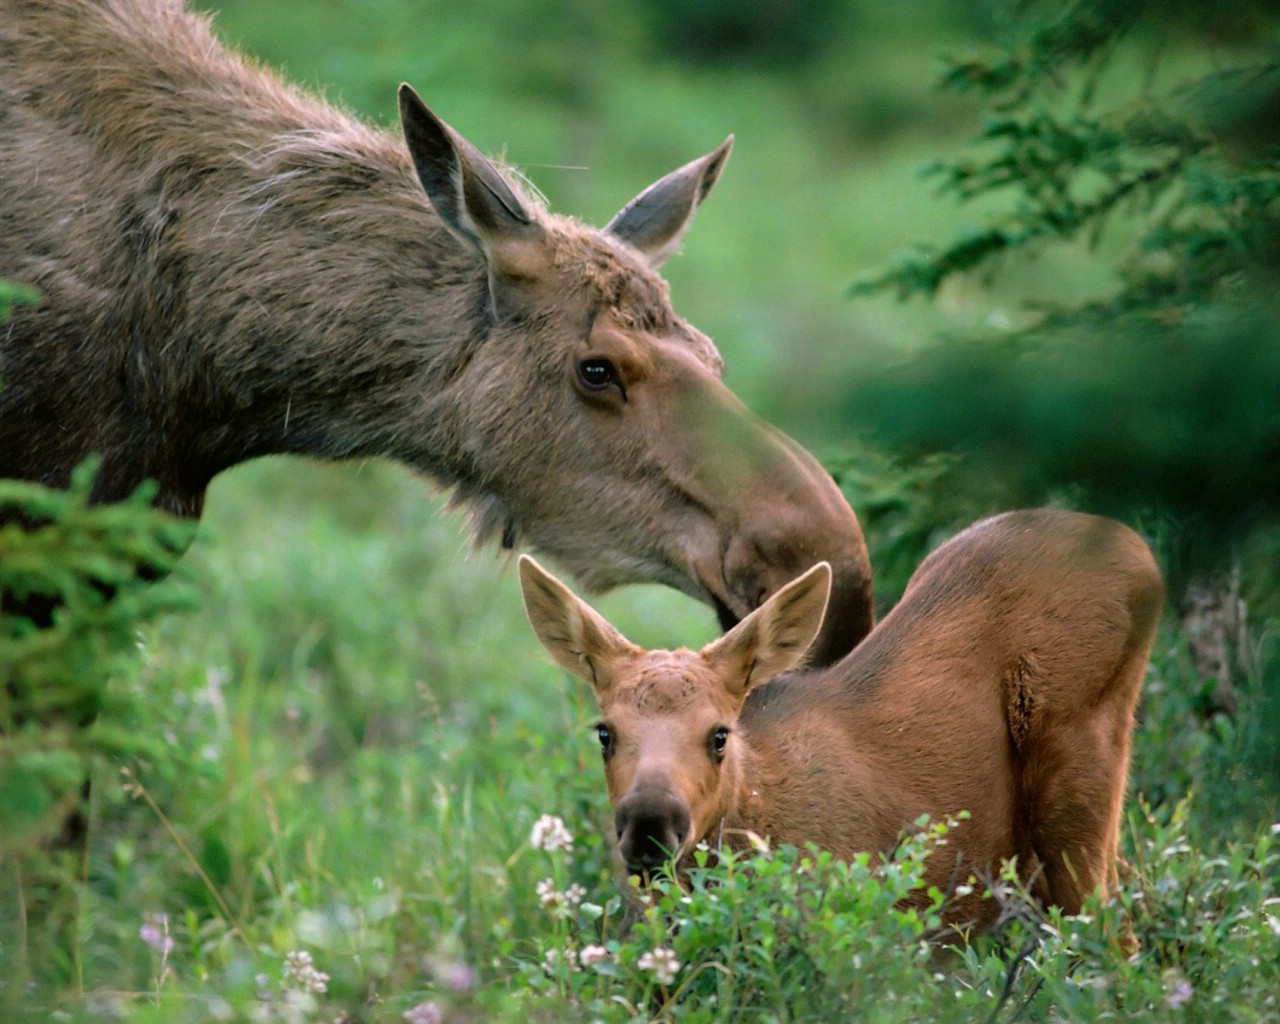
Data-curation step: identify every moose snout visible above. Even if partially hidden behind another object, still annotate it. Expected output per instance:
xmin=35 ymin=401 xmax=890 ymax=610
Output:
xmin=614 ymin=790 xmax=691 ymax=874
xmin=721 ymin=470 xmax=873 ymax=667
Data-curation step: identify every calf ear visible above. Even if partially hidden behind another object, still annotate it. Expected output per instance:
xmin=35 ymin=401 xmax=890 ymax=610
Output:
xmin=702 ymin=562 xmax=831 ymax=698
xmin=606 ymin=137 xmax=732 ymax=268
xmin=518 ymin=555 xmax=638 ymax=695
xmin=398 ymin=85 xmax=543 ymax=308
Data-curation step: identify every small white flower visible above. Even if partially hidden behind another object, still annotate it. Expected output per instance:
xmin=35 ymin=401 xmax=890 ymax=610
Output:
xmin=283 ymin=949 xmax=330 ymax=994
xmin=402 ymin=1001 xmax=444 ymax=1024
xmin=536 ymin=878 xmax=558 ymax=908
xmin=139 ymin=912 xmax=173 ymax=956
xmin=578 ymin=944 xmax=609 ymax=968
xmin=637 ymin=946 xmax=680 ymax=986
xmin=543 ymin=947 xmax=579 ymax=974
xmin=530 ymin=814 xmax=574 ymax=852
xmin=1266 ymin=915 xmax=1280 ymax=938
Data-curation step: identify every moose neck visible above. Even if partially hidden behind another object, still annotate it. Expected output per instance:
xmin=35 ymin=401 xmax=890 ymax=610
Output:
xmin=173 ymin=147 xmax=492 ymax=485
xmin=1 ymin=0 xmax=495 ymax=514
xmin=715 ymin=670 xmax=880 ymax=857
xmin=716 ymin=725 xmax=803 ymax=850
xmin=99 ymin=139 xmax=492 ymax=517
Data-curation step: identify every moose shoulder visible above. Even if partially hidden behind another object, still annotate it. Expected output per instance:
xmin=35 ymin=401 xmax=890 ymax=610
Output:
xmin=0 ymin=0 xmax=871 ymax=664
xmin=520 ymin=509 xmax=1164 ymax=929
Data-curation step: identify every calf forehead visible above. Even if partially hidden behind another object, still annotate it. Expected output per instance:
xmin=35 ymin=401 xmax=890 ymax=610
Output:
xmin=611 ymin=651 xmax=729 ymax=715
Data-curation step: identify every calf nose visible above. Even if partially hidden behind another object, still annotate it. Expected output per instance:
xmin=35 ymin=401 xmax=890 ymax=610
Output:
xmin=615 ymin=791 xmax=691 ymax=874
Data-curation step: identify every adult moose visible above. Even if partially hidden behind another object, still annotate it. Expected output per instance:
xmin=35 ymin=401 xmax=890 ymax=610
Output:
xmin=0 ymin=0 xmax=871 ymax=665
xmin=520 ymin=509 xmax=1164 ymax=929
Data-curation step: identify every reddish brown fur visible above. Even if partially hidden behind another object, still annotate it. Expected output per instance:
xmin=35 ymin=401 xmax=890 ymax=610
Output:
xmin=521 ymin=509 xmax=1165 ymax=929
xmin=0 ymin=0 xmax=871 ymax=661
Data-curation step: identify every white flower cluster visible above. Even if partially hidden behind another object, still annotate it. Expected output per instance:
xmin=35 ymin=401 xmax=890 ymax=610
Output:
xmin=530 ymin=814 xmax=574 ymax=852
xmin=578 ymin=944 xmax=608 ymax=968
xmin=637 ymin=946 xmax=680 ymax=986
xmin=535 ymin=878 xmax=587 ymax=915
xmin=283 ymin=950 xmax=330 ymax=994
xmin=401 ymin=1001 xmax=443 ymax=1024
xmin=542 ymin=943 xmax=613 ymax=974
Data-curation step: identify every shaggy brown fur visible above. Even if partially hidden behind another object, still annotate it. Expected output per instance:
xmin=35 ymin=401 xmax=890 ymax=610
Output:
xmin=0 ymin=0 xmax=872 ymax=661
xmin=521 ymin=508 xmax=1165 ymax=930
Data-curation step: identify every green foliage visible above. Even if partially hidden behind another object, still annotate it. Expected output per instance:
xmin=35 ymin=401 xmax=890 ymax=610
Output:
xmin=844 ymin=1 xmax=1280 ymax=538
xmin=0 ymin=461 xmax=195 ymax=852
xmin=853 ymin=2 xmax=1280 ymax=305
xmin=828 ymin=442 xmax=991 ymax=608
xmin=0 ymin=279 xmax=40 ymax=323
xmin=496 ymin=803 xmax=1280 ymax=1023
xmin=508 ymin=819 xmax=959 ymax=1023
xmin=639 ymin=0 xmax=843 ymax=68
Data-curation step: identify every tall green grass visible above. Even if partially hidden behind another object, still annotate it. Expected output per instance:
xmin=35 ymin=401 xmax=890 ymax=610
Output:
xmin=5 ymin=459 xmax=1277 ymax=1022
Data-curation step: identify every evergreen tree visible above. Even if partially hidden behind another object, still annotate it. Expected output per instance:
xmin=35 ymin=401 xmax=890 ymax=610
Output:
xmin=839 ymin=0 xmax=1279 ymax=792
xmin=842 ymin=0 xmax=1280 ymax=592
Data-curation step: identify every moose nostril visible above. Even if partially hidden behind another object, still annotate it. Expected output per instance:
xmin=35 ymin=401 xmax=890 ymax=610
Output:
xmin=615 ymin=794 xmax=693 ymax=873
xmin=672 ymin=806 xmax=690 ymax=847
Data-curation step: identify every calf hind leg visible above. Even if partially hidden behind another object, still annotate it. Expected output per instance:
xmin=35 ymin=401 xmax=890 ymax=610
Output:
xmin=1026 ymin=646 xmax=1152 ymax=913
xmin=1027 ymin=718 xmax=1132 ymax=912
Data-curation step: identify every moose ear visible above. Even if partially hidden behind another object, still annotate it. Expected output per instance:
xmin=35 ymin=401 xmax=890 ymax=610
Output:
xmin=606 ymin=136 xmax=733 ymax=268
xmin=398 ymin=84 xmax=543 ymax=282
xmin=701 ymin=562 xmax=831 ymax=698
xmin=518 ymin=555 xmax=638 ymax=694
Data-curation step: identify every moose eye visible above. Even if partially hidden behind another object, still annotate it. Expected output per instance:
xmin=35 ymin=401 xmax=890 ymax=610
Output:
xmin=710 ymin=726 xmax=730 ymax=760
xmin=576 ymin=357 xmax=623 ymax=396
xmin=595 ymin=723 xmax=616 ymax=760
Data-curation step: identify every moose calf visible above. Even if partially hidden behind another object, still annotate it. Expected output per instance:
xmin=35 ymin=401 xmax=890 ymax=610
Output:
xmin=519 ymin=508 xmax=1163 ymax=928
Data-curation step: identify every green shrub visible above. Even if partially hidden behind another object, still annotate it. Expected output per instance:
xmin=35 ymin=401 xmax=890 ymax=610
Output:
xmin=1 ymin=460 xmax=195 ymax=852
xmin=507 ymin=815 xmax=985 ymax=1023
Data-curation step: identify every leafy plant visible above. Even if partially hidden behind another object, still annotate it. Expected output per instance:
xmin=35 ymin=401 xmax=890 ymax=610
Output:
xmin=1 ymin=461 xmax=195 ymax=852
xmin=843 ymin=0 xmax=1280 ymax=539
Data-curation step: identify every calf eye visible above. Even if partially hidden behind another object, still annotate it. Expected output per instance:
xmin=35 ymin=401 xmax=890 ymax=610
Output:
xmin=595 ymin=722 xmax=616 ymax=760
xmin=710 ymin=726 xmax=730 ymax=760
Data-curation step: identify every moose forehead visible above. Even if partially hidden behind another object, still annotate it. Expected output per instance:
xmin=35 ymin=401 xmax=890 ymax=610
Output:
xmin=545 ymin=222 xmax=724 ymax=374
xmin=606 ymin=650 xmax=735 ymax=717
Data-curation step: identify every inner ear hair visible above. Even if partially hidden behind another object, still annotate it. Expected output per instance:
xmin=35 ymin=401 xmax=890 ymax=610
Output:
xmin=517 ymin=555 xmax=636 ymax=692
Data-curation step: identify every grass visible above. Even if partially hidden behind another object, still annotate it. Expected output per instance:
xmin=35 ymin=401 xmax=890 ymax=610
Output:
xmin=4 ymin=458 xmax=1278 ymax=1023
